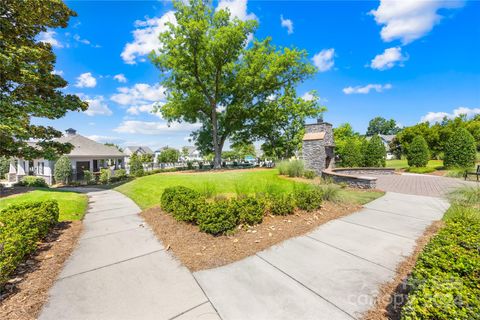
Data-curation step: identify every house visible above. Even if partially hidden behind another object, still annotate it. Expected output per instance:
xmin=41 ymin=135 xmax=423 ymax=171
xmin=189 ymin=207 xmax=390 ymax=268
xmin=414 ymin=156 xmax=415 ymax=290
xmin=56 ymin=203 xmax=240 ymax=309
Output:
xmin=302 ymin=117 xmax=336 ymax=175
xmin=124 ymin=146 xmax=154 ymax=164
xmin=179 ymin=146 xmax=203 ymax=162
xmin=366 ymin=134 xmax=396 ymax=160
xmin=8 ymin=128 xmax=126 ymax=185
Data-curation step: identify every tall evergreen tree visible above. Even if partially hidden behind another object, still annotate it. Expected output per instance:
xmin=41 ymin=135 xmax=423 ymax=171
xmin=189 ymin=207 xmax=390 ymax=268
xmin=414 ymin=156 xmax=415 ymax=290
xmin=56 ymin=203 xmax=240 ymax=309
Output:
xmin=407 ymin=136 xmax=430 ymax=167
xmin=444 ymin=128 xmax=476 ymax=168
xmin=364 ymin=135 xmax=386 ymax=167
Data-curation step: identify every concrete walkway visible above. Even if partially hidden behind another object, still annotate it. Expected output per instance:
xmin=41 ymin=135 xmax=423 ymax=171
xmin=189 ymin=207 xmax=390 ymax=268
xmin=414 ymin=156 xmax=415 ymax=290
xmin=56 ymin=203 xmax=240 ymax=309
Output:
xmin=194 ymin=192 xmax=449 ymax=320
xmin=40 ymin=186 xmax=452 ymax=319
xmin=39 ymin=189 xmax=220 ymax=320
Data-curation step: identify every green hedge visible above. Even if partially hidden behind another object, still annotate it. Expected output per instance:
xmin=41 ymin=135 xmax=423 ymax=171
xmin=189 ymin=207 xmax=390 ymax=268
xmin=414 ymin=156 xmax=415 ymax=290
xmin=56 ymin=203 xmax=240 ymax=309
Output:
xmin=160 ymin=186 xmax=204 ymax=222
xmin=160 ymin=185 xmax=328 ymax=235
xmin=18 ymin=176 xmax=48 ymax=187
xmin=0 ymin=200 xmax=59 ymax=287
xmin=401 ymin=209 xmax=480 ymax=319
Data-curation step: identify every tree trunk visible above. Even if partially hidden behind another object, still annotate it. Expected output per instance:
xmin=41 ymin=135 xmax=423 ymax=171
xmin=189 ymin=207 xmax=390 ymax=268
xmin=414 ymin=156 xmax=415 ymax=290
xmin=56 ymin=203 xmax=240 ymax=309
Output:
xmin=210 ymin=104 xmax=222 ymax=169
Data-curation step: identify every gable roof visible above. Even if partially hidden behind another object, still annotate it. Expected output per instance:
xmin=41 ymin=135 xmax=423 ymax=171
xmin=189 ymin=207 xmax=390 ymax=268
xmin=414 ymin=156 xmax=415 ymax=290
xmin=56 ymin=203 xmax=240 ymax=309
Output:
xmin=124 ymin=146 xmax=154 ymax=155
xmin=56 ymin=134 xmax=125 ymax=157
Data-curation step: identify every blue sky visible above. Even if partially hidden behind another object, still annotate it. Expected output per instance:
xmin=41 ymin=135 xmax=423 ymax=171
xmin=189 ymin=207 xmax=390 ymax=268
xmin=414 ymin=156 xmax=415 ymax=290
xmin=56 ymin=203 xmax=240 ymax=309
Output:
xmin=36 ymin=0 xmax=480 ymax=150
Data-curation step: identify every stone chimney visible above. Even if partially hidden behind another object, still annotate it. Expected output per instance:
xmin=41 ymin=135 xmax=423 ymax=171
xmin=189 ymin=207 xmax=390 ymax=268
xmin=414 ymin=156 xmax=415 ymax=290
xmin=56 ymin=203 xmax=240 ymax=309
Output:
xmin=66 ymin=128 xmax=77 ymax=136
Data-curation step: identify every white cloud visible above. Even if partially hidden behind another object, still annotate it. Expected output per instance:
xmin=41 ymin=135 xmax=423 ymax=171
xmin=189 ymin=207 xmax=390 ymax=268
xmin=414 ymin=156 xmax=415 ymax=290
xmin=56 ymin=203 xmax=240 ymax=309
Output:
xmin=78 ymin=95 xmax=113 ymax=116
xmin=111 ymin=83 xmax=166 ymax=106
xmin=38 ymin=30 xmax=63 ymax=48
xmin=126 ymin=103 xmax=164 ymax=118
xmin=87 ymin=135 xmax=125 ymax=144
xmin=420 ymin=107 xmax=480 ymax=123
xmin=114 ymin=121 xmax=200 ymax=135
xmin=121 ymin=11 xmax=176 ymax=64
xmin=280 ymin=15 xmax=293 ymax=34
xmin=370 ymin=0 xmax=464 ymax=44
xmin=216 ymin=0 xmax=257 ymax=21
xmin=312 ymin=48 xmax=335 ymax=72
xmin=75 ymin=72 xmax=97 ymax=88
xmin=114 ymin=74 xmax=127 ymax=83
xmin=73 ymin=34 xmax=90 ymax=45
xmin=343 ymin=83 xmax=392 ymax=95
xmin=52 ymin=69 xmax=64 ymax=76
xmin=301 ymin=92 xmax=315 ymax=101
xmin=370 ymin=47 xmax=408 ymax=70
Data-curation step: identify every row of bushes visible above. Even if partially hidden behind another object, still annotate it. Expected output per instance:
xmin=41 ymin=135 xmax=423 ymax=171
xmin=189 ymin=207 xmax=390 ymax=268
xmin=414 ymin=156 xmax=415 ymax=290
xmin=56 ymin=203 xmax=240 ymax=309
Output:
xmin=160 ymin=184 xmax=340 ymax=235
xmin=0 ymin=200 xmax=59 ymax=287
xmin=400 ymin=187 xmax=480 ymax=319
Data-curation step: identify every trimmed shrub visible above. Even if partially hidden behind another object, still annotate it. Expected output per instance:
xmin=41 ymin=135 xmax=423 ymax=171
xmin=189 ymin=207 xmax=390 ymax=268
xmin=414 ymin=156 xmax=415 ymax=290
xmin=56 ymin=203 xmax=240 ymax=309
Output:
xmin=160 ymin=186 xmax=204 ymax=222
xmin=19 ymin=176 xmax=48 ymax=187
xmin=0 ymin=200 xmax=59 ymax=287
xmin=197 ymin=200 xmax=238 ymax=235
xmin=269 ymin=193 xmax=295 ymax=215
xmin=364 ymin=135 xmax=386 ymax=167
xmin=294 ymin=187 xmax=323 ymax=211
xmin=443 ymin=128 xmax=476 ymax=169
xmin=230 ymin=196 xmax=265 ymax=225
xmin=54 ymin=155 xmax=72 ymax=184
xmin=407 ymin=136 xmax=430 ymax=167
xmin=303 ymin=170 xmax=316 ymax=179
xmin=114 ymin=169 xmax=127 ymax=180
xmin=401 ymin=219 xmax=480 ymax=319
xmin=99 ymin=168 xmax=111 ymax=184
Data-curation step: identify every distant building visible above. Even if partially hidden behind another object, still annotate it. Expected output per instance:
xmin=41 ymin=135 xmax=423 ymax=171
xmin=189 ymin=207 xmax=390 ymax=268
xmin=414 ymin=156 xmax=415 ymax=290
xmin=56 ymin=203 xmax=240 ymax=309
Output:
xmin=302 ymin=118 xmax=335 ymax=175
xmin=124 ymin=146 xmax=154 ymax=164
xmin=179 ymin=146 xmax=203 ymax=161
xmin=366 ymin=134 xmax=396 ymax=160
xmin=8 ymin=128 xmax=125 ymax=184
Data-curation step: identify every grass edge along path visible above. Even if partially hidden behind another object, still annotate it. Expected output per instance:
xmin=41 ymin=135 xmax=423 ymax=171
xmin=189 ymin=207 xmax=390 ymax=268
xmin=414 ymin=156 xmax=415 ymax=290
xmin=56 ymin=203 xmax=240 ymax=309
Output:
xmin=0 ymin=189 xmax=88 ymax=221
xmin=115 ymin=168 xmax=384 ymax=210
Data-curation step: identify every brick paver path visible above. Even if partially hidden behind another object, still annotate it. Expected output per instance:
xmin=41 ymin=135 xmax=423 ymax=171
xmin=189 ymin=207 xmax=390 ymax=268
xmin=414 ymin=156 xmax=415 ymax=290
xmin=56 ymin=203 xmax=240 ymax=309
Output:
xmin=373 ymin=173 xmax=478 ymax=197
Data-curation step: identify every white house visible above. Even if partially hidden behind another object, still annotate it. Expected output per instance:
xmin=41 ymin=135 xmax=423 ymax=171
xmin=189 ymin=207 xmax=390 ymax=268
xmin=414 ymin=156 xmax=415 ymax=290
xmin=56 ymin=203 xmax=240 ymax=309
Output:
xmin=124 ymin=146 xmax=154 ymax=165
xmin=179 ymin=146 xmax=203 ymax=162
xmin=8 ymin=128 xmax=126 ymax=185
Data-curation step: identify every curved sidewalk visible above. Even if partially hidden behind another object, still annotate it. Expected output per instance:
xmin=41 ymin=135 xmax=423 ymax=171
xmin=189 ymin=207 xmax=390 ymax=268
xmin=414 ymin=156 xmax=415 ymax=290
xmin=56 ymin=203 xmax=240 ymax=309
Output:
xmin=194 ymin=192 xmax=449 ymax=320
xmin=40 ymin=186 xmax=452 ymax=319
xmin=39 ymin=189 xmax=220 ymax=320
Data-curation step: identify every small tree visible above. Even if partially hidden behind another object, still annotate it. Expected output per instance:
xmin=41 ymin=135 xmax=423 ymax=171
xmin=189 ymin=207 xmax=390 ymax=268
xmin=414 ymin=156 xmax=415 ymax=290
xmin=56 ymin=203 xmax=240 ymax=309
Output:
xmin=0 ymin=156 xmax=9 ymax=179
xmin=140 ymin=153 xmax=154 ymax=163
xmin=364 ymin=135 xmax=386 ymax=167
xmin=54 ymin=155 xmax=72 ymax=184
xmin=158 ymin=148 xmax=180 ymax=163
xmin=342 ymin=138 xmax=363 ymax=167
xmin=444 ymin=128 xmax=476 ymax=168
xmin=407 ymin=136 xmax=430 ymax=167
xmin=129 ymin=153 xmax=144 ymax=177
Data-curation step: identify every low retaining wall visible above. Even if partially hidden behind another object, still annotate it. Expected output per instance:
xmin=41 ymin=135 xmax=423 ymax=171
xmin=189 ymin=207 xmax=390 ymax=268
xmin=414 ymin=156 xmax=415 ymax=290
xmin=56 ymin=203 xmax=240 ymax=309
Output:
xmin=322 ymin=168 xmax=395 ymax=189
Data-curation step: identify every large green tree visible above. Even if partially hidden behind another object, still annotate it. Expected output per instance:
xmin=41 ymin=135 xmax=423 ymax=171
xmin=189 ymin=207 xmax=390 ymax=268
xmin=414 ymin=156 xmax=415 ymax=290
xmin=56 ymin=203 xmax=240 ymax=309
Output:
xmin=152 ymin=0 xmax=320 ymax=168
xmin=443 ymin=128 xmax=476 ymax=168
xmin=0 ymin=0 xmax=88 ymax=159
xmin=366 ymin=117 xmax=401 ymax=136
xmin=407 ymin=136 xmax=430 ymax=167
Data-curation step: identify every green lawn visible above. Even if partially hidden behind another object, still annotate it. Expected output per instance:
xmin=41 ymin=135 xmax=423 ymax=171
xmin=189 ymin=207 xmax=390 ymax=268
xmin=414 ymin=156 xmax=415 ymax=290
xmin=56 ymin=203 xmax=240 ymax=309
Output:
xmin=0 ymin=189 xmax=88 ymax=221
xmin=386 ymin=159 xmax=443 ymax=170
xmin=116 ymin=169 xmax=384 ymax=209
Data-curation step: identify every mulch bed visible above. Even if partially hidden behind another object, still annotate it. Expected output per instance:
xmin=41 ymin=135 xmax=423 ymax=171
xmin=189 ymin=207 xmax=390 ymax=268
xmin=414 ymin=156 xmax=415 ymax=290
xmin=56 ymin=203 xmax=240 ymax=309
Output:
xmin=141 ymin=201 xmax=362 ymax=271
xmin=0 ymin=221 xmax=83 ymax=320
xmin=362 ymin=220 xmax=444 ymax=320
xmin=0 ymin=186 xmax=34 ymax=199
